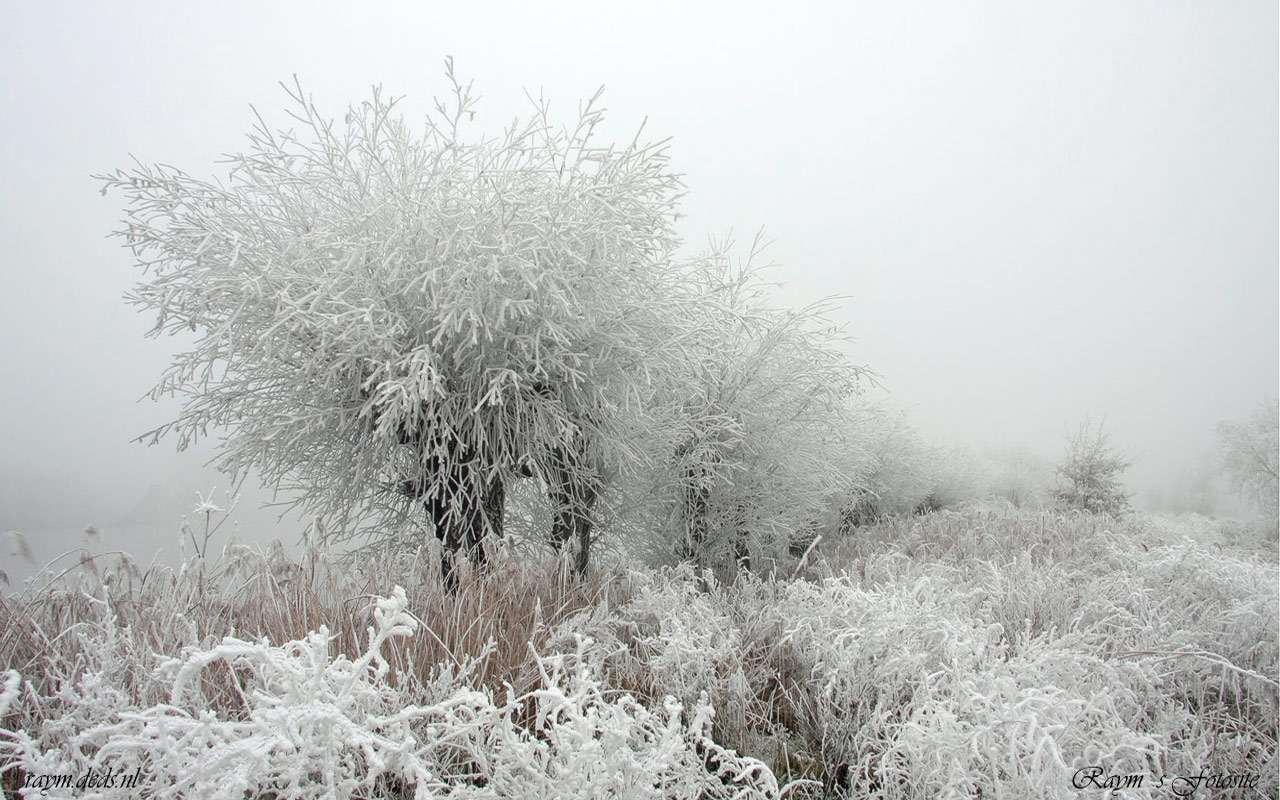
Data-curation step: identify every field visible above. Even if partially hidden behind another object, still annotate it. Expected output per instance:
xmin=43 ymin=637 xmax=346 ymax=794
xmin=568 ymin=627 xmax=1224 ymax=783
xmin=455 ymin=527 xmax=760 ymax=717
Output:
xmin=1 ymin=505 xmax=1276 ymax=798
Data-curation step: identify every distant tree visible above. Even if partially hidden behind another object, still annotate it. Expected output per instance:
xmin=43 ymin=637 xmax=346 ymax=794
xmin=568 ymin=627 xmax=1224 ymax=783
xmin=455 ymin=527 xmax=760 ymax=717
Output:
xmin=1215 ymin=398 xmax=1279 ymax=521
xmin=1053 ymin=418 xmax=1131 ymax=516
xmin=984 ymin=446 xmax=1054 ymax=510
xmin=98 ymin=64 xmax=694 ymax=588
xmin=1160 ymin=458 xmax=1223 ymax=516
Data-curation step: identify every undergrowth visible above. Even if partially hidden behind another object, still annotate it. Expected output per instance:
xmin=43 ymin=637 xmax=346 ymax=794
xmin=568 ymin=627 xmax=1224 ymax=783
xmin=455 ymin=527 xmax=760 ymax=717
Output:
xmin=1 ymin=507 xmax=1275 ymax=798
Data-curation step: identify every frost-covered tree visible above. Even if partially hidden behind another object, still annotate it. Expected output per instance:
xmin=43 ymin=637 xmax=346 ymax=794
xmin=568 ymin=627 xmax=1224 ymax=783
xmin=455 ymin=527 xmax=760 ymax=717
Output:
xmin=652 ymin=237 xmax=870 ymax=570
xmin=99 ymin=63 xmax=692 ymax=586
xmin=1053 ymin=418 xmax=1131 ymax=517
xmin=1215 ymin=398 xmax=1279 ymax=521
xmin=836 ymin=403 xmax=937 ymax=527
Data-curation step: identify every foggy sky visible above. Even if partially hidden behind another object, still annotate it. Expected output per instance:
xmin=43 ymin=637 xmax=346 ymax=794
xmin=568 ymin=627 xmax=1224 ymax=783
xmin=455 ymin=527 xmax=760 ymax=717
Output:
xmin=1 ymin=2 xmax=1276 ymax=559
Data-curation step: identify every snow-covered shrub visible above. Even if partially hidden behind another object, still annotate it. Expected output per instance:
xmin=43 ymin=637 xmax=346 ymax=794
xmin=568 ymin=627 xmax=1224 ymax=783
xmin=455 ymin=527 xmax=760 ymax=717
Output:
xmin=758 ymin=569 xmax=1163 ymax=798
xmin=763 ymin=507 xmax=1278 ymax=797
xmin=833 ymin=415 xmax=1057 ymax=531
xmin=536 ymin=565 xmax=825 ymax=775
xmin=1076 ymin=535 xmax=1279 ymax=788
xmin=832 ymin=405 xmax=1008 ymax=528
xmin=1 ymin=585 xmax=788 ymax=799
xmin=612 ymin=569 xmax=746 ymax=705
xmin=3 ymin=587 xmax=454 ymax=798
xmin=878 ymin=634 xmax=1169 ymax=800
xmin=545 ymin=567 xmax=755 ymax=743
xmin=980 ymin=447 xmax=1055 ymax=510
xmin=471 ymin=636 xmax=784 ymax=799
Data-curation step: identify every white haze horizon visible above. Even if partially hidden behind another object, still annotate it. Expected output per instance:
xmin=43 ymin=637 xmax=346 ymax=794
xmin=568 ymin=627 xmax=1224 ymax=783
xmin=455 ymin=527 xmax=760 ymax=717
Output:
xmin=1 ymin=2 xmax=1276 ymax=573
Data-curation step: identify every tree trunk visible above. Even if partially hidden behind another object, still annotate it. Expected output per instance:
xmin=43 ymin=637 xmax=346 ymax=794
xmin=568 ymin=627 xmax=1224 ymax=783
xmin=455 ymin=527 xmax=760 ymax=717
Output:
xmin=396 ymin=426 xmax=505 ymax=593
xmin=676 ymin=452 xmax=714 ymax=567
xmin=547 ymin=445 xmax=600 ymax=579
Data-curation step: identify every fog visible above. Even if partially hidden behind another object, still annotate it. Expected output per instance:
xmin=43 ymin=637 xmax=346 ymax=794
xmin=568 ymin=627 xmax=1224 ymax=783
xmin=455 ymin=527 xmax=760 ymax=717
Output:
xmin=1 ymin=2 xmax=1275 ymax=569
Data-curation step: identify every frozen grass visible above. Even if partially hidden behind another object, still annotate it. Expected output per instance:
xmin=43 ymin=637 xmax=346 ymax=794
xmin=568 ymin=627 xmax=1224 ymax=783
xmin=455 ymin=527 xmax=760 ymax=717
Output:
xmin=556 ymin=507 xmax=1277 ymax=796
xmin=1 ymin=507 xmax=1276 ymax=798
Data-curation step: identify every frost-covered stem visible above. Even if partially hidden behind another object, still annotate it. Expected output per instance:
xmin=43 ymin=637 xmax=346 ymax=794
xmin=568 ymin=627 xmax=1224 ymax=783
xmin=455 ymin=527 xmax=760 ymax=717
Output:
xmin=791 ymin=534 xmax=822 ymax=579
xmin=342 ymin=586 xmax=417 ymax=698
xmin=1116 ymin=649 xmax=1280 ymax=690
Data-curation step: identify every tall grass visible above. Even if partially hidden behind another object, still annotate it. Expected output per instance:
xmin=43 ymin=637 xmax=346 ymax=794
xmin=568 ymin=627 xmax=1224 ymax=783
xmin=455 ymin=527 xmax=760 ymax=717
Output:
xmin=1 ymin=506 xmax=1276 ymax=798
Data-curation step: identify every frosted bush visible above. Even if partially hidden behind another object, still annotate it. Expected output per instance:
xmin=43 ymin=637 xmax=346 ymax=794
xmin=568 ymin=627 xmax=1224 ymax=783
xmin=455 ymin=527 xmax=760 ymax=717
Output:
xmin=878 ymin=636 xmax=1169 ymax=799
xmin=3 ymin=587 xmax=455 ymax=798
xmin=1215 ymin=398 xmax=1280 ymax=522
xmin=465 ymin=637 xmax=781 ymax=799
xmin=839 ymin=403 xmax=936 ymax=524
xmin=616 ymin=569 xmax=745 ymax=703
xmin=538 ymin=566 xmax=766 ymax=753
xmin=772 ymin=573 xmax=999 ymax=774
xmin=1 ymin=587 xmax=786 ymax=799
xmin=761 ymin=566 xmax=1185 ymax=798
xmin=539 ymin=519 xmax=1277 ymax=795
